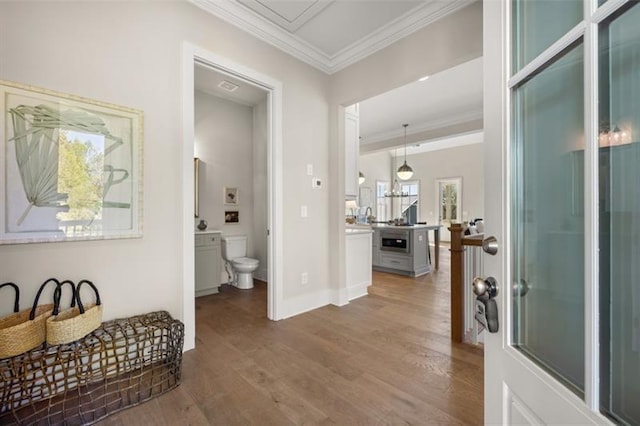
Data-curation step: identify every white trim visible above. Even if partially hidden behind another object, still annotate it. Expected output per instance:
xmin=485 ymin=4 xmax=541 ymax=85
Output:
xmin=181 ymin=43 xmax=284 ymax=351
xmin=279 ymin=289 xmax=333 ymax=319
xmin=181 ymin=45 xmax=197 ymax=352
xmin=591 ymin=0 xmax=629 ymax=24
xmin=361 ymin=109 xmax=483 ymax=145
xmin=191 ymin=0 xmax=330 ymax=72
xmin=583 ymin=0 xmax=599 ymax=411
xmin=328 ymin=0 xmax=476 ymax=74
xmin=347 ymin=283 xmax=370 ymax=301
xmin=508 ymin=22 xmax=586 ymax=89
xmin=237 ymin=0 xmax=334 ymax=32
xmin=385 ymin=131 xmax=484 ymax=157
xmin=190 ymin=0 xmax=475 ymax=74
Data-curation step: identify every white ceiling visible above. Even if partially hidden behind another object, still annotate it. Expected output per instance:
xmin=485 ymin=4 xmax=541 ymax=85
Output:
xmin=194 ymin=63 xmax=268 ymax=106
xmin=191 ymin=0 xmax=475 ymax=74
xmin=190 ymin=2 xmax=482 ymax=152
xmin=358 ymin=57 xmax=483 ymax=151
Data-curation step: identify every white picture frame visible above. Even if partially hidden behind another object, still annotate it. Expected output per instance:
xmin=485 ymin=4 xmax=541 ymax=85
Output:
xmin=0 ymin=79 xmax=143 ymax=244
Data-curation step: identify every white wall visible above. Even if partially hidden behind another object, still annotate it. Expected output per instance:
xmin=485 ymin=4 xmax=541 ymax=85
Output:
xmin=0 ymin=2 xmax=329 ymax=320
xmin=195 ymin=91 xmax=254 ymax=247
xmin=400 ymin=143 xmax=484 ymax=225
xmin=328 ymin=2 xmax=483 ymax=297
xmin=359 ymin=151 xmax=392 ymax=192
xmin=358 ymin=151 xmax=392 ymax=219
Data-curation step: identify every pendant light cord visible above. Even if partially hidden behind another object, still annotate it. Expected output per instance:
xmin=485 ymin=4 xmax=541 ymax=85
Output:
xmin=403 ymin=124 xmax=408 ymax=163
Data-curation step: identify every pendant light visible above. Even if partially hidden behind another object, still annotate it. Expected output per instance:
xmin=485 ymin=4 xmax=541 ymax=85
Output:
xmin=397 ymin=124 xmax=413 ymax=180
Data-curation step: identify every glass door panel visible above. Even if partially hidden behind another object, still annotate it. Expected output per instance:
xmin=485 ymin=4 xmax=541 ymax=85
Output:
xmin=512 ymin=0 xmax=583 ymax=71
xmin=598 ymin=3 xmax=640 ymax=423
xmin=512 ymin=44 xmax=585 ymax=394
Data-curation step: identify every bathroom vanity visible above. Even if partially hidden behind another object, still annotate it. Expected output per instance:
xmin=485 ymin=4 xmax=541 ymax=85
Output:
xmin=372 ymin=224 xmax=440 ymax=277
xmin=195 ymin=230 xmax=222 ymax=297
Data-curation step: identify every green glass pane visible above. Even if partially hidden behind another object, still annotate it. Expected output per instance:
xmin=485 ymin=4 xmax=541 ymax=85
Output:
xmin=599 ymin=3 xmax=640 ymax=423
xmin=512 ymin=44 xmax=585 ymax=394
xmin=512 ymin=0 xmax=583 ymax=71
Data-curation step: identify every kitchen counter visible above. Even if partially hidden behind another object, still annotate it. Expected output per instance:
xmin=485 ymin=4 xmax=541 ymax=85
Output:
xmin=345 ymin=225 xmax=374 ymax=235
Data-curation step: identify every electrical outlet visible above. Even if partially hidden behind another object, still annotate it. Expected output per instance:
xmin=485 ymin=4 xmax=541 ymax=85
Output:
xmin=306 ymin=164 xmax=313 ymax=176
xmin=301 ymin=272 xmax=309 ymax=285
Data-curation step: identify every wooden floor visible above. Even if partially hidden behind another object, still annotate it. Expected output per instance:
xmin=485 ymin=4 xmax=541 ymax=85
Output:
xmin=101 ymin=248 xmax=483 ymax=425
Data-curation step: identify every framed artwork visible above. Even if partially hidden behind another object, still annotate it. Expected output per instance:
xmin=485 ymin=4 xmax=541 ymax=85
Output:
xmin=0 ymin=79 xmax=143 ymax=244
xmin=224 ymin=187 xmax=238 ymax=205
xmin=224 ymin=210 xmax=239 ymax=224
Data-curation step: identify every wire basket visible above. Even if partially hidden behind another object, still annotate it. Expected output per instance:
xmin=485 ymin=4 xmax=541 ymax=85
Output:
xmin=0 ymin=311 xmax=184 ymax=425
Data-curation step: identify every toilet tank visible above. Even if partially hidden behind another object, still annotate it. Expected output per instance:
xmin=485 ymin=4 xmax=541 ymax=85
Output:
xmin=221 ymin=235 xmax=247 ymax=260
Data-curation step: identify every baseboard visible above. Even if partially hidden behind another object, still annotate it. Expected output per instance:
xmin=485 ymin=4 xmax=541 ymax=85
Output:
xmin=254 ymin=267 xmax=268 ymax=282
xmin=280 ymin=289 xmax=332 ymax=319
xmin=347 ymin=282 xmax=370 ymax=301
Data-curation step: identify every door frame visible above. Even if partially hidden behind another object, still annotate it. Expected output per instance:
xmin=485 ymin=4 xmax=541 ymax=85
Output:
xmin=181 ymin=42 xmax=284 ymax=351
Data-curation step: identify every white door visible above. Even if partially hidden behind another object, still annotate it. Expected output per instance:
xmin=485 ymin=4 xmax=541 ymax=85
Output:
xmin=484 ymin=0 xmax=639 ymax=423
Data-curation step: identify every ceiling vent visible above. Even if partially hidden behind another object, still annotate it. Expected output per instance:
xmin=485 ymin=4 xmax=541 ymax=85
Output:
xmin=218 ymin=80 xmax=239 ymax=92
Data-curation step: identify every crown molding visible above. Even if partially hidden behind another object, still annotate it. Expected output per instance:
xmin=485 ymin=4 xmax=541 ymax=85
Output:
xmin=328 ymin=0 xmax=476 ymax=73
xmin=237 ymin=0 xmax=334 ymax=32
xmin=190 ymin=0 xmax=477 ymax=75
xmin=191 ymin=0 xmax=333 ymax=73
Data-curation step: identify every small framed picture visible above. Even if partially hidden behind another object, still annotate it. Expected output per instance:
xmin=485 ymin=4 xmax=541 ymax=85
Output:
xmin=225 ymin=210 xmax=239 ymax=224
xmin=224 ymin=187 xmax=238 ymax=205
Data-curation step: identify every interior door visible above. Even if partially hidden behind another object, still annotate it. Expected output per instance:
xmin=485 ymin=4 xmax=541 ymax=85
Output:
xmin=483 ymin=0 xmax=639 ymax=423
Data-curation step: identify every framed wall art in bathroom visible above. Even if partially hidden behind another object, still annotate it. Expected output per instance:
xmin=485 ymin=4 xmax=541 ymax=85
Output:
xmin=224 ymin=210 xmax=239 ymax=224
xmin=0 ymin=79 xmax=144 ymax=244
xmin=224 ymin=187 xmax=238 ymax=205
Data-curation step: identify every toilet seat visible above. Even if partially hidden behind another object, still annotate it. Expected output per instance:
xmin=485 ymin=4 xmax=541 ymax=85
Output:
xmin=232 ymin=257 xmax=259 ymax=267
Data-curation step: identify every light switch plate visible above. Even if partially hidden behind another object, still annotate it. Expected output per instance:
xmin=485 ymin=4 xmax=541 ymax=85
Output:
xmin=306 ymin=164 xmax=313 ymax=176
xmin=301 ymin=205 xmax=308 ymax=218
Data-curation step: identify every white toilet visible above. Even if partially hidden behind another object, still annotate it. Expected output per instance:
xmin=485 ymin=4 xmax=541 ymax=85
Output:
xmin=221 ymin=235 xmax=259 ymax=289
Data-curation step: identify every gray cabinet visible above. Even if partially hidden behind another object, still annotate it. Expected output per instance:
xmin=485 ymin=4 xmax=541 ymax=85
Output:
xmin=372 ymin=229 xmax=380 ymax=266
xmin=372 ymin=227 xmax=430 ymax=277
xmin=195 ymin=231 xmax=221 ymax=297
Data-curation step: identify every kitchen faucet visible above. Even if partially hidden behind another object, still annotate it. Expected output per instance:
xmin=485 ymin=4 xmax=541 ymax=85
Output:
xmin=365 ymin=206 xmax=373 ymax=223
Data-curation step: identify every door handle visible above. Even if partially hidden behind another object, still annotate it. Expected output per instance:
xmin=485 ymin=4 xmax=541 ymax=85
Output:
xmin=473 ymin=276 xmax=499 ymax=333
xmin=473 ymin=276 xmax=498 ymax=299
xmin=482 ymin=236 xmax=498 ymax=255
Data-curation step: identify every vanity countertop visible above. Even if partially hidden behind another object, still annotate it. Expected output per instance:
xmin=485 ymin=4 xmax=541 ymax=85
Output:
xmin=195 ymin=229 xmax=222 ymax=234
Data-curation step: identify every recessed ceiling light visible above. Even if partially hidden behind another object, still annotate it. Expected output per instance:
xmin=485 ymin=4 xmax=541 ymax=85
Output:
xmin=418 ymin=75 xmax=429 ymax=82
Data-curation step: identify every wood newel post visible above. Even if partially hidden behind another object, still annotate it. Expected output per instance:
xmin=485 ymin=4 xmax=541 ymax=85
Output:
xmin=449 ymin=223 xmax=464 ymax=343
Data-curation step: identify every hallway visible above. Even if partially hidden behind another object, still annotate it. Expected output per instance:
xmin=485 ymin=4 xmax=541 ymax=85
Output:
xmin=102 ymin=249 xmax=483 ymax=425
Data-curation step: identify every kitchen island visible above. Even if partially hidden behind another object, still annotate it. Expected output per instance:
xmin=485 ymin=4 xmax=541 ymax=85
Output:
xmin=345 ymin=226 xmax=374 ymax=300
xmin=371 ymin=224 xmax=441 ymax=277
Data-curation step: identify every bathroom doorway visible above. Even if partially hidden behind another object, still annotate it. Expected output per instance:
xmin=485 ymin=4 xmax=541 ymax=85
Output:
xmin=181 ymin=44 xmax=284 ymax=351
